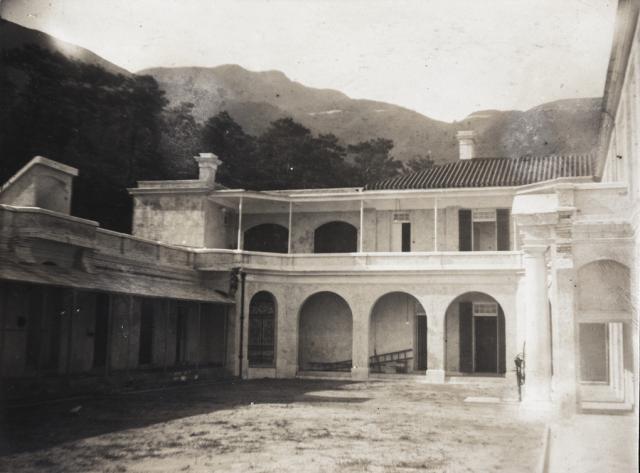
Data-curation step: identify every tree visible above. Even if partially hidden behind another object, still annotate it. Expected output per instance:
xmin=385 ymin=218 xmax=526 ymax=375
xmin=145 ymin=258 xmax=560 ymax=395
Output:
xmin=347 ymin=138 xmax=404 ymax=185
xmin=158 ymin=102 xmax=202 ymax=179
xmin=0 ymin=45 xmax=168 ymax=232
xmin=201 ymin=111 xmax=257 ymax=188
xmin=254 ymin=118 xmax=349 ymax=190
xmin=406 ymin=155 xmax=435 ymax=173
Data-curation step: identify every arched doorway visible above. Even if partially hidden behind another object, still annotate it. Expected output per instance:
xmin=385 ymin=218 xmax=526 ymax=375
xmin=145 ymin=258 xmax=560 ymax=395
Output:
xmin=445 ymin=292 xmax=506 ymax=375
xmin=369 ymin=292 xmax=427 ymax=374
xmin=298 ymin=292 xmax=352 ymax=371
xmin=313 ymin=221 xmax=357 ymax=253
xmin=577 ymin=260 xmax=632 ymax=404
xmin=244 ymin=224 xmax=288 ymax=253
xmin=248 ymin=292 xmax=276 ymax=366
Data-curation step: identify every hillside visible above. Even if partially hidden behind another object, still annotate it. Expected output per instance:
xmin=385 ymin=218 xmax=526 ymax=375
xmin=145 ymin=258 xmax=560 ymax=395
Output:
xmin=0 ymin=18 xmax=130 ymax=76
xmin=1 ymin=17 xmax=602 ymax=164
xmin=141 ymin=65 xmax=602 ymax=163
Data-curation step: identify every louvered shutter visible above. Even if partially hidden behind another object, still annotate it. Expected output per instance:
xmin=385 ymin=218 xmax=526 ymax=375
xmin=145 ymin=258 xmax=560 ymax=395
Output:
xmin=458 ymin=209 xmax=472 ymax=251
xmin=496 ymin=208 xmax=510 ymax=251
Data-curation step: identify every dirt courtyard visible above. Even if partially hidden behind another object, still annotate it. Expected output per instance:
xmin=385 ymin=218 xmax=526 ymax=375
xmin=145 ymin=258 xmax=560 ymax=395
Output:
xmin=0 ymin=378 xmax=545 ymax=473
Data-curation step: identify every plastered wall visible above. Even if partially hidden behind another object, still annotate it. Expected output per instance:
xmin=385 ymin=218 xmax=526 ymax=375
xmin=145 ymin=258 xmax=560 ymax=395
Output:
xmin=298 ymin=292 xmax=353 ymax=367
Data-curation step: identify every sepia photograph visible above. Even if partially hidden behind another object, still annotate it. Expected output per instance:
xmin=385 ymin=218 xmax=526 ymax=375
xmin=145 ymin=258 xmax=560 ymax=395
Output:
xmin=0 ymin=0 xmax=638 ymax=471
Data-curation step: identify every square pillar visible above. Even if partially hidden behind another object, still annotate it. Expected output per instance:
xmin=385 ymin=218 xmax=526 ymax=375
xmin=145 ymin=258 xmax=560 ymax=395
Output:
xmin=425 ymin=312 xmax=445 ymax=383
xmin=351 ymin=307 xmax=370 ymax=380
xmin=522 ymin=245 xmax=552 ymax=402
xmin=552 ymin=266 xmax=578 ymax=414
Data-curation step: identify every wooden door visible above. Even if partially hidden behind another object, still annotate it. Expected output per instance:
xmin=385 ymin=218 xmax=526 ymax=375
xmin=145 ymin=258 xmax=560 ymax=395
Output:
xmin=459 ymin=302 xmax=473 ymax=372
xmin=415 ymin=315 xmax=427 ymax=370
xmin=475 ymin=316 xmax=498 ymax=373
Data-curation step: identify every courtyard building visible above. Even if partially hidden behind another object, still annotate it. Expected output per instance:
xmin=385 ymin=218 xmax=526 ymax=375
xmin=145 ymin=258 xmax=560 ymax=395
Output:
xmin=1 ymin=1 xmax=638 ymax=417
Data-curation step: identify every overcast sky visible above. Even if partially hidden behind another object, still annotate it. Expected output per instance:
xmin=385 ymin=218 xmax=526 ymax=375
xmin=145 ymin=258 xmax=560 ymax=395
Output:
xmin=1 ymin=0 xmax=618 ymax=122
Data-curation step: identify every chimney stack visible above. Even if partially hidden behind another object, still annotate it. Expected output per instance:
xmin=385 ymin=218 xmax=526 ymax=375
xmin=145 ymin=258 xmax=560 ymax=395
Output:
xmin=194 ymin=152 xmax=221 ymax=185
xmin=456 ymin=131 xmax=476 ymax=160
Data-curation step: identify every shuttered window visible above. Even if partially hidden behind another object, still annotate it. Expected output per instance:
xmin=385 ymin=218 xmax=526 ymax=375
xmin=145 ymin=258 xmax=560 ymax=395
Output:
xmin=496 ymin=209 xmax=510 ymax=251
xmin=458 ymin=209 xmax=472 ymax=251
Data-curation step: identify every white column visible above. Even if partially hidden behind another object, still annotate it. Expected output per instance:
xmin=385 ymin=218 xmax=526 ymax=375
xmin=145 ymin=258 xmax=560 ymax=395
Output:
xmin=522 ymin=245 xmax=552 ymax=402
xmin=433 ymin=198 xmax=438 ymax=251
xmin=351 ymin=305 xmax=370 ymax=379
xmin=287 ymin=201 xmax=293 ymax=254
xmin=359 ymin=199 xmax=364 ymax=252
xmin=236 ymin=196 xmax=243 ymax=251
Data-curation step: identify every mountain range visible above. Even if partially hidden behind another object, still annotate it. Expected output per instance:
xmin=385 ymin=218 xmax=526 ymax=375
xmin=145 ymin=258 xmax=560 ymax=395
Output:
xmin=2 ymin=18 xmax=602 ymax=164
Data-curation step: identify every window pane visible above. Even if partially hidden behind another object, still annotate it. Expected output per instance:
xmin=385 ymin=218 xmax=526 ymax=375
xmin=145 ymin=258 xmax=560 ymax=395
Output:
xmin=579 ymin=323 xmax=608 ymax=383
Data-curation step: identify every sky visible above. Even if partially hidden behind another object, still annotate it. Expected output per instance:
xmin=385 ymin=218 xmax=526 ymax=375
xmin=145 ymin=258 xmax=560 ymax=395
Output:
xmin=0 ymin=0 xmax=618 ymax=122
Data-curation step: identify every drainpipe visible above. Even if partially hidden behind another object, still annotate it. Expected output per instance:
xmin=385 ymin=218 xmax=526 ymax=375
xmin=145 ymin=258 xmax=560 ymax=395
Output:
xmin=237 ymin=269 xmax=246 ymax=379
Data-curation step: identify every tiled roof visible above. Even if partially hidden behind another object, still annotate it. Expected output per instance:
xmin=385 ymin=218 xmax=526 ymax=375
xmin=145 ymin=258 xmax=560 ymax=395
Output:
xmin=365 ymin=155 xmax=593 ymax=191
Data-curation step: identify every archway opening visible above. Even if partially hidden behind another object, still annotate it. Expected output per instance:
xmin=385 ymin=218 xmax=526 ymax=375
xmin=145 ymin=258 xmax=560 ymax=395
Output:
xmin=576 ymin=260 xmax=632 ymax=403
xmin=445 ymin=292 xmax=506 ymax=375
xmin=369 ymin=292 xmax=427 ymax=374
xmin=248 ymin=291 xmax=276 ymax=367
xmin=298 ymin=292 xmax=352 ymax=371
xmin=244 ymin=224 xmax=288 ymax=253
xmin=313 ymin=221 xmax=357 ymax=253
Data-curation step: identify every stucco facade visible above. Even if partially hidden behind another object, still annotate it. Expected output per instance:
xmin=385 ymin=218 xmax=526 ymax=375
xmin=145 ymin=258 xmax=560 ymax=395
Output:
xmin=0 ymin=3 xmax=637 ymax=417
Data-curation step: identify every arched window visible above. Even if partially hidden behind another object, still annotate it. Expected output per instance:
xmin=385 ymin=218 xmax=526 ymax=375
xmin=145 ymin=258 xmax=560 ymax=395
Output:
xmin=248 ymin=292 xmax=276 ymax=366
xmin=244 ymin=224 xmax=288 ymax=253
xmin=313 ymin=221 xmax=357 ymax=253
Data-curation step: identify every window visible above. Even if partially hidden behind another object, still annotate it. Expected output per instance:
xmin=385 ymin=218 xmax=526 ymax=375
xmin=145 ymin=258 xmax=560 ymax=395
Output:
xmin=579 ymin=323 xmax=609 ymax=383
xmin=314 ymin=221 xmax=357 ymax=253
xmin=248 ymin=292 xmax=276 ymax=366
xmin=244 ymin=223 xmax=289 ymax=253
xmin=459 ymin=208 xmax=510 ymax=251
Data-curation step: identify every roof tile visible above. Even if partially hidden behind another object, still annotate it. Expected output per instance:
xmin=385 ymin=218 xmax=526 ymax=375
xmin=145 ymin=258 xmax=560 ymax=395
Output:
xmin=365 ymin=155 xmax=593 ymax=190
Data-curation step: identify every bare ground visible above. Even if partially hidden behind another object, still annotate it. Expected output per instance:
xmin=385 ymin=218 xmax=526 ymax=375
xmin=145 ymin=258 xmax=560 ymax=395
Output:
xmin=0 ymin=378 xmax=544 ymax=473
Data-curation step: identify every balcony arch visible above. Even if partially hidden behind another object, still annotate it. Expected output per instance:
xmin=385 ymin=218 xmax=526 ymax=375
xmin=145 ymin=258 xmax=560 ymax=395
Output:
xmin=298 ymin=291 xmax=353 ymax=372
xmin=369 ymin=292 xmax=428 ymax=374
xmin=244 ymin=223 xmax=288 ymax=253
xmin=313 ymin=221 xmax=357 ymax=253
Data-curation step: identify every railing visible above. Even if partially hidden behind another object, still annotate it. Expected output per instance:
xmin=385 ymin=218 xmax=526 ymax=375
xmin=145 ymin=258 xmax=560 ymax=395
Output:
xmin=194 ymin=249 xmax=523 ymax=272
xmin=369 ymin=349 xmax=413 ymax=373
xmin=303 ymin=349 xmax=415 ymax=373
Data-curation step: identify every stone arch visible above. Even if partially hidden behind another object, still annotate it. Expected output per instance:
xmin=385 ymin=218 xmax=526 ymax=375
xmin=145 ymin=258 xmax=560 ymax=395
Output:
xmin=313 ymin=221 xmax=357 ymax=253
xmin=298 ymin=291 xmax=353 ymax=371
xmin=248 ymin=291 xmax=277 ymax=366
xmin=575 ymin=259 xmax=632 ymax=388
xmin=444 ymin=291 xmax=506 ymax=375
xmin=369 ymin=292 xmax=428 ymax=373
xmin=244 ymin=223 xmax=288 ymax=253
xmin=577 ymin=259 xmax=631 ymax=313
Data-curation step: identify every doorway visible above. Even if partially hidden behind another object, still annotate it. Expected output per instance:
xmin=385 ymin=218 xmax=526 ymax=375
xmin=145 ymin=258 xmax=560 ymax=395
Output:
xmin=474 ymin=316 xmax=497 ymax=373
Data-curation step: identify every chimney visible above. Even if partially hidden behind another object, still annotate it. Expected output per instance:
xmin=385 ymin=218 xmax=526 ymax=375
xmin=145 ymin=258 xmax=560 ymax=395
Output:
xmin=194 ymin=152 xmax=221 ymax=185
xmin=456 ymin=130 xmax=476 ymax=160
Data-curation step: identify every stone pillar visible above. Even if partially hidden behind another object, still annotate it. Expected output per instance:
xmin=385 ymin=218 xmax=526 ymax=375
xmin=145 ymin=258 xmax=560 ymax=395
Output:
xmin=522 ymin=245 xmax=552 ymax=402
xmin=277 ymin=287 xmax=300 ymax=378
xmin=351 ymin=304 xmax=370 ymax=380
xmin=425 ymin=312 xmax=445 ymax=383
xmin=552 ymin=266 xmax=578 ymax=414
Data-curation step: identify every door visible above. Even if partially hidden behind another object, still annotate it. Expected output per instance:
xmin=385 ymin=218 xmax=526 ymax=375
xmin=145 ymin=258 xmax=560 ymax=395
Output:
xmin=415 ymin=315 xmax=427 ymax=370
xmin=459 ymin=302 xmax=473 ymax=372
xmin=93 ymin=293 xmax=109 ymax=369
xmin=475 ymin=316 xmax=498 ymax=373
